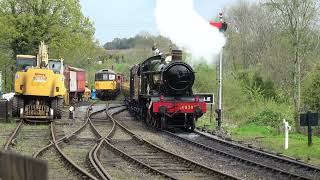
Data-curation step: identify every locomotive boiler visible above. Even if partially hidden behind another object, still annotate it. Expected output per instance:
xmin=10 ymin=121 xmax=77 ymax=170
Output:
xmin=128 ymin=49 xmax=206 ymax=130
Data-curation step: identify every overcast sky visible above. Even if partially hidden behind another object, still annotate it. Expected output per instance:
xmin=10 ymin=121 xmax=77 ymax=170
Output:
xmin=80 ymin=0 xmax=239 ymax=43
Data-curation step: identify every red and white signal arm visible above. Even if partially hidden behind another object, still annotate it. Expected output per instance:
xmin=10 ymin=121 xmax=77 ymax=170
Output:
xmin=210 ymin=21 xmax=222 ymax=29
xmin=210 ymin=21 xmax=228 ymax=32
xmin=195 ymin=93 xmax=214 ymax=104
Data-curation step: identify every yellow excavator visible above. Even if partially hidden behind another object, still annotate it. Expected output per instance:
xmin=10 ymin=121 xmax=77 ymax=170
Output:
xmin=12 ymin=42 xmax=66 ymax=121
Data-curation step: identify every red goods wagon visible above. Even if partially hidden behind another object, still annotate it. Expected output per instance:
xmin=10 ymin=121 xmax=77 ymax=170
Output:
xmin=64 ymin=65 xmax=86 ymax=104
xmin=77 ymin=71 xmax=86 ymax=92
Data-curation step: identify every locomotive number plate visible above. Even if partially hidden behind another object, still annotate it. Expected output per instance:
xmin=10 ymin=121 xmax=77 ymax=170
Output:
xmin=181 ymin=105 xmax=194 ymax=110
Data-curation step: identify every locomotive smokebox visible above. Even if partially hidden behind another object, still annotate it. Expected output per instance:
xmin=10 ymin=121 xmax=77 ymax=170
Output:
xmin=172 ymin=50 xmax=182 ymax=61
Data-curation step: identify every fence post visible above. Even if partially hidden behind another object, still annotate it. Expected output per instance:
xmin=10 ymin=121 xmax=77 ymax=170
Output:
xmin=283 ymin=119 xmax=291 ymax=149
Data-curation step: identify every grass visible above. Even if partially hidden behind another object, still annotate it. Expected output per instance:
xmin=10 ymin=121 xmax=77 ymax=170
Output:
xmin=229 ymin=124 xmax=320 ymax=166
xmin=197 ymin=113 xmax=320 ymax=166
xmin=197 ymin=114 xmax=217 ymax=130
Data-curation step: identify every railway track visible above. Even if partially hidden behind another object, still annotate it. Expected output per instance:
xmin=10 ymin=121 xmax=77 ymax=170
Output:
xmin=8 ymin=103 xmax=312 ymax=179
xmin=113 ymin=109 xmax=320 ymax=179
xmin=2 ymin=102 xmax=111 ymax=179
xmin=162 ymin=129 xmax=320 ymax=180
xmin=49 ymin=103 xmax=128 ymax=180
xmin=101 ymin=107 xmax=237 ymax=180
xmin=32 ymin=102 xmax=102 ymax=180
xmin=86 ymin=104 xmax=161 ymax=180
xmin=87 ymin=105 xmax=122 ymax=180
xmin=3 ymin=119 xmax=95 ymax=179
xmin=4 ymin=121 xmax=50 ymax=156
xmin=33 ymin=123 xmax=96 ymax=180
xmin=50 ymin=102 xmax=104 ymax=180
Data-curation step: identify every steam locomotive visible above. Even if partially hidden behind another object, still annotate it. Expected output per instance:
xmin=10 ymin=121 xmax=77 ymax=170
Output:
xmin=127 ymin=49 xmax=206 ymax=130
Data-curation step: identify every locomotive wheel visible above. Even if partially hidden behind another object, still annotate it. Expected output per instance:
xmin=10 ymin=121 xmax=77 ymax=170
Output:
xmin=160 ymin=116 xmax=168 ymax=130
xmin=152 ymin=119 xmax=157 ymax=128
xmin=190 ymin=118 xmax=196 ymax=131
xmin=184 ymin=116 xmax=196 ymax=132
xmin=139 ymin=108 xmax=143 ymax=120
xmin=155 ymin=118 xmax=161 ymax=129
xmin=146 ymin=108 xmax=152 ymax=125
xmin=150 ymin=117 xmax=157 ymax=128
xmin=188 ymin=116 xmax=196 ymax=131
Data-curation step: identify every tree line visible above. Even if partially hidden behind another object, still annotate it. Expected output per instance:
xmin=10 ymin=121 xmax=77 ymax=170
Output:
xmin=103 ymin=32 xmax=175 ymax=50
xmin=0 ymin=0 xmax=103 ymax=92
xmin=224 ymin=0 xmax=320 ymax=130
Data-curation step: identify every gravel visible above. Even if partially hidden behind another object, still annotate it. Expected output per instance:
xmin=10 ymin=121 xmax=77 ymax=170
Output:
xmin=113 ymin=110 xmax=288 ymax=180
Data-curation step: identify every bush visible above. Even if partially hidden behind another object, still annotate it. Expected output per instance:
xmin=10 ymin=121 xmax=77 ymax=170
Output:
xmin=246 ymin=100 xmax=294 ymax=129
xmin=248 ymin=109 xmax=282 ymax=128
xmin=236 ymin=71 xmax=278 ymax=101
xmin=302 ymin=64 xmax=320 ymax=112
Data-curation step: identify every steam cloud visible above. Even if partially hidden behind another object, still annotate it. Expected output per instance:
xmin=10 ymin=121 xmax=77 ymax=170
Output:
xmin=155 ymin=0 xmax=226 ymax=63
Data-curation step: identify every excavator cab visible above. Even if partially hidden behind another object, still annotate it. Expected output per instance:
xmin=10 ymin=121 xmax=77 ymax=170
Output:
xmin=16 ymin=55 xmax=37 ymax=71
xmin=48 ymin=59 xmax=64 ymax=74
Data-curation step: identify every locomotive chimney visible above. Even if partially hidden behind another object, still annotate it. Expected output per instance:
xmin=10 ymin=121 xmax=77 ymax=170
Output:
xmin=171 ymin=50 xmax=182 ymax=61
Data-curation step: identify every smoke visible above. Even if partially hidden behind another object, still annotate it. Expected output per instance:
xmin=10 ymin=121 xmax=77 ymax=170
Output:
xmin=155 ymin=0 xmax=226 ymax=63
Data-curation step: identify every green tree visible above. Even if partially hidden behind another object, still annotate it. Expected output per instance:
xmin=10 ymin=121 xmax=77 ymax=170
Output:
xmin=0 ymin=0 xmax=95 ymax=62
xmin=302 ymin=65 xmax=320 ymax=112
xmin=267 ymin=0 xmax=320 ymax=131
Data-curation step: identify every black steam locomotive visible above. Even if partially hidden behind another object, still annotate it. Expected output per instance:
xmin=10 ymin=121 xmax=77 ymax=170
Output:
xmin=127 ymin=49 xmax=206 ymax=130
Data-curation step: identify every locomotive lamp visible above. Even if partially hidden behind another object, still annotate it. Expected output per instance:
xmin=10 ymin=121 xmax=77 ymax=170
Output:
xmin=194 ymin=106 xmax=202 ymax=116
xmin=160 ymin=95 xmax=165 ymax=102
xmin=159 ymin=106 xmax=167 ymax=114
xmin=153 ymin=74 xmax=161 ymax=84
xmin=195 ymin=95 xmax=200 ymax=102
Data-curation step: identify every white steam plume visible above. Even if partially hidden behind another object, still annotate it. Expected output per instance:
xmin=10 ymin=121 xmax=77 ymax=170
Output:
xmin=155 ymin=0 xmax=226 ymax=63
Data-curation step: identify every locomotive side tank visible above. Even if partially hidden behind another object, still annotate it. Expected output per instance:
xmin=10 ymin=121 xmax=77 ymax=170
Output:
xmin=128 ymin=49 xmax=206 ymax=130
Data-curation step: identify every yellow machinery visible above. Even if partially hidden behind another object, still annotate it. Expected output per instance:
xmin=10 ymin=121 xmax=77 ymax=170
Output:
xmin=12 ymin=42 xmax=66 ymax=121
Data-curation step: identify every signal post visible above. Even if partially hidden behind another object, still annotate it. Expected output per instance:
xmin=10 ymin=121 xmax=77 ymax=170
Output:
xmin=210 ymin=13 xmax=227 ymax=129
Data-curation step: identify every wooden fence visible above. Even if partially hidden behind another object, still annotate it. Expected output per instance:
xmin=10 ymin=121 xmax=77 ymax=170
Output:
xmin=0 ymin=151 xmax=47 ymax=180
